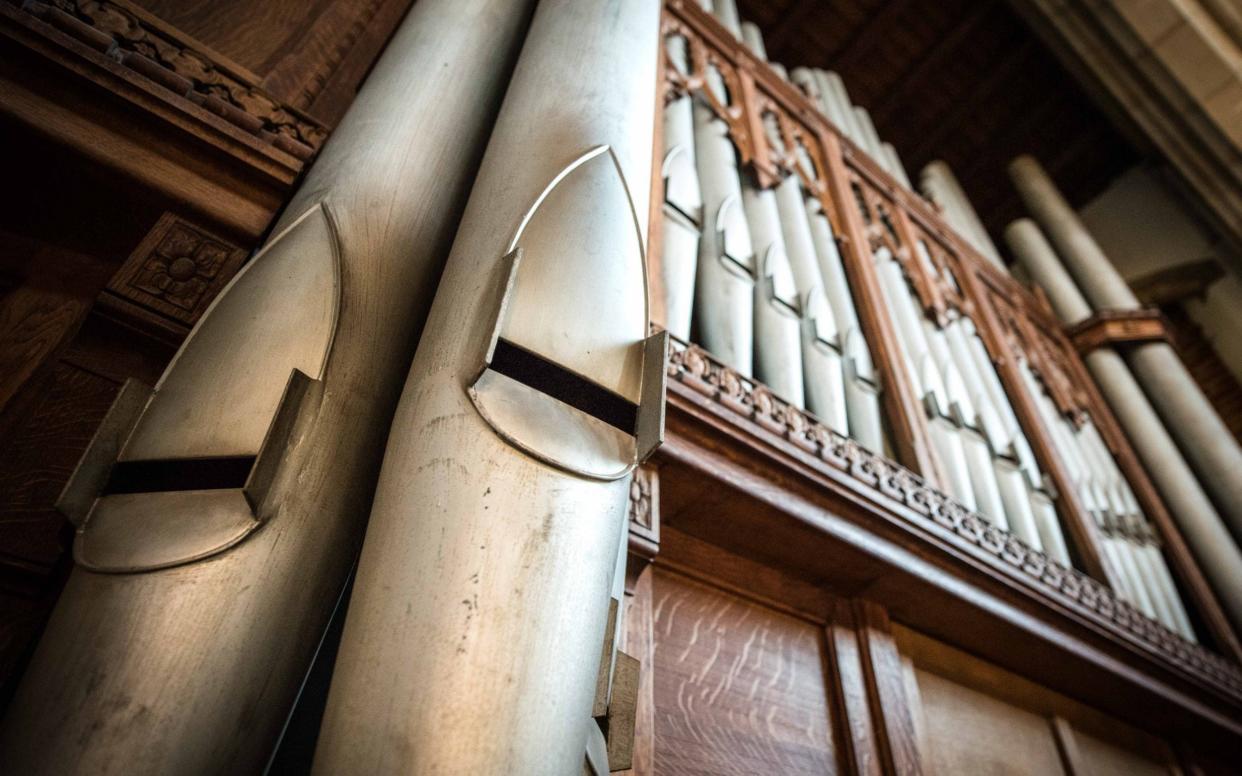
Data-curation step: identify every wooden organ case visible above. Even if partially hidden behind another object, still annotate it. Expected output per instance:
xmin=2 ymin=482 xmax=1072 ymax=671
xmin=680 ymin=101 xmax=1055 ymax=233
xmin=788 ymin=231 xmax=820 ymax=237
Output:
xmin=622 ymin=2 xmax=1242 ymax=773
xmin=0 ymin=0 xmax=1240 ymax=772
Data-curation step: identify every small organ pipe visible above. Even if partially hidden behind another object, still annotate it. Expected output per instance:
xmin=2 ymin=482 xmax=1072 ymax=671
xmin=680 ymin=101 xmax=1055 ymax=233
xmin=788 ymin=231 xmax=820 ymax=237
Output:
xmin=740 ymin=21 xmax=767 ymax=59
xmin=659 ymin=33 xmax=703 ymax=340
xmin=852 ymin=106 xmax=889 ymax=174
xmin=710 ymin=0 xmax=742 ymax=37
xmin=920 ymin=161 xmax=1005 ymax=270
xmin=693 ymin=74 xmax=756 ymax=375
xmin=776 ymin=176 xmax=847 ymax=429
xmin=743 ymin=178 xmax=805 ymax=405
xmin=805 ymin=198 xmax=884 ymax=450
xmin=882 ymin=142 xmax=913 ymax=189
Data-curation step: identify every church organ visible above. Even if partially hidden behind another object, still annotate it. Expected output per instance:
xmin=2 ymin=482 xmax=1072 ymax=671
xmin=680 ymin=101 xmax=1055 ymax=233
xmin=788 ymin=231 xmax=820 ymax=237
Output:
xmin=1 ymin=0 xmax=1241 ymax=772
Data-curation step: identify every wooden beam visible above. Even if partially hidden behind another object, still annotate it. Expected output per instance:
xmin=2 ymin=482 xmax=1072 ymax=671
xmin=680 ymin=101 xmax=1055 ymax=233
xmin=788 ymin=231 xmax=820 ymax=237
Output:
xmin=904 ymin=38 xmax=1036 ymax=166
xmin=827 ymin=0 xmax=919 ymax=76
xmin=855 ymin=600 xmax=925 ymax=775
xmin=872 ymin=0 xmax=998 ymax=126
xmin=1067 ymin=309 xmax=1171 ymax=355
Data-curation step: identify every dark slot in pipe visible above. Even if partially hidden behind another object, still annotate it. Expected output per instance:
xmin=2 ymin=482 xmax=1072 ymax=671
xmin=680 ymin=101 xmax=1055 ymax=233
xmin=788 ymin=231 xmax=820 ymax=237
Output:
xmin=103 ymin=456 xmax=256 ymax=495
xmin=489 ymin=338 xmax=637 ymax=433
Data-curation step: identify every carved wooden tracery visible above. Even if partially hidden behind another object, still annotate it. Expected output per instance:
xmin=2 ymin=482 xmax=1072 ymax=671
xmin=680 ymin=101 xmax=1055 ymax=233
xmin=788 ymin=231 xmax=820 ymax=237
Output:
xmin=654 ymin=0 xmax=1241 ymax=662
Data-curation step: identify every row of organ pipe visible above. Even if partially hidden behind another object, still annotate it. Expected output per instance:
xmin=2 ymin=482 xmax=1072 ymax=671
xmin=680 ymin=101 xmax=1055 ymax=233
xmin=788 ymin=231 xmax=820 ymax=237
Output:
xmin=666 ymin=0 xmax=1196 ymax=639
xmin=1017 ymin=359 xmax=1195 ymax=638
xmin=662 ymin=25 xmax=886 ymax=452
xmin=871 ymin=236 xmax=1072 ymax=566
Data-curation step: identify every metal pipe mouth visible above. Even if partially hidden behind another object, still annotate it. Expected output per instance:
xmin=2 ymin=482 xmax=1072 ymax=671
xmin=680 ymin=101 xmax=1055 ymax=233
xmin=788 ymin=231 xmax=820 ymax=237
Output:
xmin=489 ymin=338 xmax=637 ymax=434
xmin=103 ymin=456 xmax=257 ymax=496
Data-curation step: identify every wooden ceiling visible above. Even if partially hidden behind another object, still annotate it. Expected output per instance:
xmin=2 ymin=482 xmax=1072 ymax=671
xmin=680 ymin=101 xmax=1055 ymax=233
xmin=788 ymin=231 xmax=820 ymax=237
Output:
xmin=737 ymin=0 xmax=1139 ymax=248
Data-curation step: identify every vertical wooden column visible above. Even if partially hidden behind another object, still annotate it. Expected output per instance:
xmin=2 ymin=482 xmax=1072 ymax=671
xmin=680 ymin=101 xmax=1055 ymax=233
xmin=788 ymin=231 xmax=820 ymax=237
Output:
xmin=853 ymin=601 xmax=924 ymax=776
xmin=821 ymin=133 xmax=941 ymax=482
xmin=619 ymin=465 xmax=659 ymax=776
xmin=825 ymin=599 xmax=927 ymax=776
xmin=826 ymin=601 xmax=885 ymax=776
xmin=961 ymin=267 xmax=1111 ymax=583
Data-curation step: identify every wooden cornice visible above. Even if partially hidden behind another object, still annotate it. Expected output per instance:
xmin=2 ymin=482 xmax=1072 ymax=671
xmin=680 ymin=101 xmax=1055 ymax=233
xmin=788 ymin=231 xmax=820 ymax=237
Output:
xmin=5 ymin=0 xmax=326 ymax=159
xmin=661 ymin=336 xmax=1242 ymax=742
xmin=1067 ymin=308 xmax=1172 ymax=355
xmin=0 ymin=0 xmax=327 ymax=237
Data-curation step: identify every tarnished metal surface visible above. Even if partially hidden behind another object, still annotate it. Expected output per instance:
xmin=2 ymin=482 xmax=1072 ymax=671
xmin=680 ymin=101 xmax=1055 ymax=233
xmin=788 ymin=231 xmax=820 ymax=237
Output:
xmin=311 ymin=1 xmax=661 ymax=773
xmin=0 ymin=1 xmax=537 ymax=771
xmin=120 ymin=205 xmax=340 ymax=461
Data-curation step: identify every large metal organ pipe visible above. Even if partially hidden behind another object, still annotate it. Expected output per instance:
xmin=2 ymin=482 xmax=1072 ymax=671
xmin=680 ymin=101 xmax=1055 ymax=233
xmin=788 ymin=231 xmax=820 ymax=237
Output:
xmin=0 ymin=1 xmax=536 ymax=771
xmin=311 ymin=0 xmax=663 ymax=771
xmin=1007 ymin=217 xmax=1242 ymax=634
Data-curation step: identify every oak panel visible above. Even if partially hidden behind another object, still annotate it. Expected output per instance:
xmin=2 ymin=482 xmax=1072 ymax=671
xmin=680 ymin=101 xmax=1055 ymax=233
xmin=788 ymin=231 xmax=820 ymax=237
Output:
xmin=1074 ymin=729 xmax=1170 ymax=776
xmin=652 ymin=569 xmax=837 ymax=775
xmin=914 ymin=667 xmax=1066 ymax=776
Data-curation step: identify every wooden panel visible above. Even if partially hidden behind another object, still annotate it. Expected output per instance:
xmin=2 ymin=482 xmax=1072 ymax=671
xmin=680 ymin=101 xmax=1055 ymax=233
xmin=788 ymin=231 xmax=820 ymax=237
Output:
xmin=895 ymin=624 xmax=1189 ymax=775
xmin=916 ymin=666 xmax=1067 ymax=775
xmin=1074 ymin=729 xmax=1171 ymax=776
xmin=652 ymin=569 xmax=837 ymax=775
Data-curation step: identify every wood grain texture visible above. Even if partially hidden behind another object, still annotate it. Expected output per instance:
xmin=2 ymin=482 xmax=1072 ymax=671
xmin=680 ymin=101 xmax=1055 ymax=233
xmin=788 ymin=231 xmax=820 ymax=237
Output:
xmin=652 ymin=568 xmax=837 ymax=775
xmin=620 ymin=564 xmax=656 ymax=776
xmin=825 ymin=602 xmax=883 ymax=776
xmin=655 ymin=378 xmax=1242 ymax=748
xmin=894 ymin=623 xmax=1189 ymax=772
xmin=0 ymin=282 xmax=90 ymax=417
xmin=1074 ymin=727 xmax=1171 ymax=776
xmin=853 ymin=600 xmax=921 ymax=776
xmin=915 ymin=666 xmax=1067 ymax=776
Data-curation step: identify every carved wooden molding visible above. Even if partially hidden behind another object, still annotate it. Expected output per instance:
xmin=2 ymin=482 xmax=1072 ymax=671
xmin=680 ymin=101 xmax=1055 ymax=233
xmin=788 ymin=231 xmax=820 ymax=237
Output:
xmin=98 ymin=212 xmax=247 ymax=341
xmin=628 ymin=464 xmax=659 ymax=560
xmin=1067 ymin=309 xmax=1171 ymax=355
xmin=5 ymin=0 xmax=327 ymax=160
xmin=664 ymin=335 xmax=1242 ymax=697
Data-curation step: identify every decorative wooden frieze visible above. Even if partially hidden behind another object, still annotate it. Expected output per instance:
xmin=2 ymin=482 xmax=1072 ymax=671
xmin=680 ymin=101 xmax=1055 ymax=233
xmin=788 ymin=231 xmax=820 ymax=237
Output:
xmin=1067 ymin=308 xmax=1171 ymax=355
xmin=102 ymin=212 xmax=248 ymax=331
xmin=665 ymin=335 xmax=1242 ymax=696
xmin=628 ymin=463 xmax=659 ymax=559
xmin=972 ymin=270 xmax=1093 ymax=425
xmin=8 ymin=0 xmax=328 ymax=159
